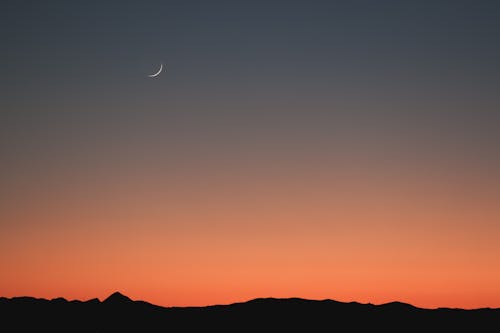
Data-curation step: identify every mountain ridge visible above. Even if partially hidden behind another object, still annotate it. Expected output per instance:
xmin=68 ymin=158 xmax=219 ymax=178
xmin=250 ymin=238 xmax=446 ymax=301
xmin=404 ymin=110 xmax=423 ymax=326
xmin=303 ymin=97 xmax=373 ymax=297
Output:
xmin=2 ymin=291 xmax=497 ymax=310
xmin=1 ymin=292 xmax=499 ymax=332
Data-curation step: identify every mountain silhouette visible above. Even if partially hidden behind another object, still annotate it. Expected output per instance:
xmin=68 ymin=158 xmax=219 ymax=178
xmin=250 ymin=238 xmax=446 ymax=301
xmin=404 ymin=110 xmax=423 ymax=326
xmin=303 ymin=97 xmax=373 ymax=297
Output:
xmin=103 ymin=291 xmax=133 ymax=304
xmin=1 ymin=292 xmax=499 ymax=332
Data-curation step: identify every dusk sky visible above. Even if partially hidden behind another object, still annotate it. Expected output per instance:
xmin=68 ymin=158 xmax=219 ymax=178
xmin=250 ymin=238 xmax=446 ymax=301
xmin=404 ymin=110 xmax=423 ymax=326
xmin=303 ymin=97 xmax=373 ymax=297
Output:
xmin=1 ymin=1 xmax=500 ymax=309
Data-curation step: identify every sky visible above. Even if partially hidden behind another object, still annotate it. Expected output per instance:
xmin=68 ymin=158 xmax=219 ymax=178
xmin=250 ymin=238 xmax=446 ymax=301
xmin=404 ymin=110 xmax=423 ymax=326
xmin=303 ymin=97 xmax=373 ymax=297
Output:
xmin=1 ymin=0 xmax=500 ymax=309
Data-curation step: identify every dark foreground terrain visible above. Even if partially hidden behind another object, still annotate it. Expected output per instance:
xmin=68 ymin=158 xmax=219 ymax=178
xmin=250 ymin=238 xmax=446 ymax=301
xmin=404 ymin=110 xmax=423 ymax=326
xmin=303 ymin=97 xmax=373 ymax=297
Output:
xmin=1 ymin=292 xmax=499 ymax=332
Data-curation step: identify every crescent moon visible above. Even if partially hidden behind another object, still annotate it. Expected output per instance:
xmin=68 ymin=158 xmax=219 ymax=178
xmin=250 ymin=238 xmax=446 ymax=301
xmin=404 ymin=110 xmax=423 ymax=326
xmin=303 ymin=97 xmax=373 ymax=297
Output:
xmin=148 ymin=64 xmax=163 ymax=77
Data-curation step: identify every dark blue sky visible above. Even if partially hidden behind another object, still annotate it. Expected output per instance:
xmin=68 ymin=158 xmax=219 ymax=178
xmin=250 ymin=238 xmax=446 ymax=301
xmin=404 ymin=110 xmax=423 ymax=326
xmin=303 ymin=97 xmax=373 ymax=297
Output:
xmin=2 ymin=0 xmax=500 ymax=196
xmin=2 ymin=1 xmax=499 ymax=175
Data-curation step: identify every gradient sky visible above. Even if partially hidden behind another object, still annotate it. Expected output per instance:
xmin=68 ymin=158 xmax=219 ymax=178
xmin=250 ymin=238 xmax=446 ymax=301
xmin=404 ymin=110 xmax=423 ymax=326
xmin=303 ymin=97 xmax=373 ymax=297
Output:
xmin=1 ymin=1 xmax=500 ymax=309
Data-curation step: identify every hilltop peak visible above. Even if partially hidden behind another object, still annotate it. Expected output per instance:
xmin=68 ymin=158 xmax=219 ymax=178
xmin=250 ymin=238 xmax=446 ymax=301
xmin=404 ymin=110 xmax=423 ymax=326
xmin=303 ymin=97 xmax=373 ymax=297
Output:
xmin=380 ymin=301 xmax=418 ymax=310
xmin=104 ymin=292 xmax=133 ymax=304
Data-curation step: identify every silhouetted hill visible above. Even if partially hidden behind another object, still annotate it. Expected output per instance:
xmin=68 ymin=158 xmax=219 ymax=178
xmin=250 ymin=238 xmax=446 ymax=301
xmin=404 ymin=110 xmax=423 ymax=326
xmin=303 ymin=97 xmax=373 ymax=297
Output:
xmin=103 ymin=291 xmax=133 ymax=304
xmin=1 ymin=292 xmax=499 ymax=332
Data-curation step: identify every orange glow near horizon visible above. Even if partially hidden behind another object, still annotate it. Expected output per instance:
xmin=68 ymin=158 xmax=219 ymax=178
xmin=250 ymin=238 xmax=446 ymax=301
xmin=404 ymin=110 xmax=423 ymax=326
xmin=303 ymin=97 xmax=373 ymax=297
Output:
xmin=1 ymin=150 xmax=500 ymax=310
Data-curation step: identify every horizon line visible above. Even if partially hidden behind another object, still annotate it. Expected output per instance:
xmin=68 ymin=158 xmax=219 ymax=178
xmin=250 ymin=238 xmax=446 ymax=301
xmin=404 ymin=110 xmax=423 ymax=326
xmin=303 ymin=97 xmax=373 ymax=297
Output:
xmin=2 ymin=291 xmax=498 ymax=311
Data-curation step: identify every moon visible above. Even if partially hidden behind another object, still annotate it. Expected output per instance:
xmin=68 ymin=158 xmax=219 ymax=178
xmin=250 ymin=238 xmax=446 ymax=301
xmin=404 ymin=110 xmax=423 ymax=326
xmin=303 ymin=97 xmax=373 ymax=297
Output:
xmin=148 ymin=64 xmax=163 ymax=77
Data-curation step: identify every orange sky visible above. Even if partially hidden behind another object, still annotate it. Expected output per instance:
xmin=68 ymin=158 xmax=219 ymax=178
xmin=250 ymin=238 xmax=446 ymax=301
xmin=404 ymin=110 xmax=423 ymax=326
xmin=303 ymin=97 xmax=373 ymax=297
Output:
xmin=1 ymin=147 xmax=499 ymax=309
